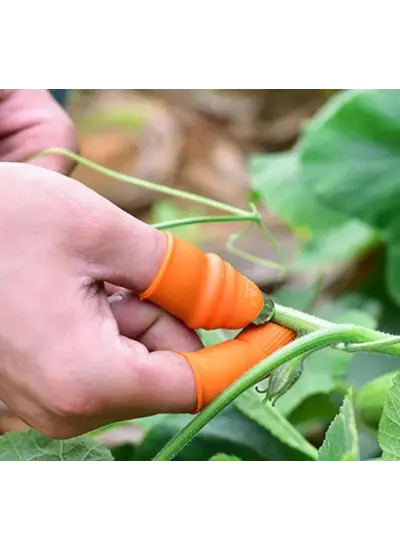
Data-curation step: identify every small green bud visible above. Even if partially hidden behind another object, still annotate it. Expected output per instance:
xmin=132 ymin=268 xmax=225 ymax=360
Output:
xmin=264 ymin=357 xmax=304 ymax=405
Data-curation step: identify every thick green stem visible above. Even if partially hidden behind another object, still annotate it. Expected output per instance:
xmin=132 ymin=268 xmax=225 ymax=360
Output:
xmin=153 ymin=325 xmax=364 ymax=461
xmin=32 ymin=148 xmax=252 ymax=218
xmin=154 ymin=314 xmax=400 ymax=461
xmin=273 ymin=303 xmax=400 ymax=355
xmin=273 ymin=303 xmax=333 ymax=332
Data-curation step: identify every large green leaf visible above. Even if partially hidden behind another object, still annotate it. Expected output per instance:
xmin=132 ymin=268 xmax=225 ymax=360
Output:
xmin=0 ymin=429 xmax=113 ymax=461
xmin=235 ymin=390 xmax=318 ymax=459
xmin=318 ymin=390 xmax=359 ymax=461
xmin=300 ymin=89 xmax=400 ymax=229
xmin=249 ymin=149 xmax=376 ymax=271
xmin=299 ymin=89 xmax=400 ymax=300
xmin=132 ymin=406 xmax=313 ymax=461
xmin=378 ymin=372 xmax=400 ymax=460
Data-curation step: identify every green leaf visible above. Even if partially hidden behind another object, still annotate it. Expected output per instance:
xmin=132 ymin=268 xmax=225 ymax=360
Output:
xmin=234 ymin=390 xmax=318 ymax=460
xmin=0 ymin=429 xmax=113 ymax=461
xmin=292 ymin=220 xmax=378 ymax=272
xmin=386 ymin=220 xmax=400 ymax=304
xmin=357 ymin=370 xmax=400 ymax=430
xmin=299 ymin=90 xmax=400 ymax=298
xmin=250 ymin=150 xmax=345 ymax=238
xmin=209 ymin=453 xmax=241 ymax=461
xmin=288 ymin=393 xmax=339 ymax=429
xmin=300 ymin=89 xmax=400 ymax=231
xmin=378 ymin=372 xmax=400 ymax=460
xmin=250 ymin=150 xmax=376 ymax=271
xmin=318 ymin=390 xmax=360 ymax=461
xmin=133 ymin=406 xmax=313 ymax=461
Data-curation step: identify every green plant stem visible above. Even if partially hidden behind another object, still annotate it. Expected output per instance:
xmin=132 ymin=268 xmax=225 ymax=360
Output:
xmin=273 ymin=303 xmax=333 ymax=332
xmin=153 ymin=325 xmax=362 ymax=461
xmin=31 ymin=148 xmax=253 ymax=218
xmin=341 ymin=336 xmax=400 ymax=352
xmin=272 ymin=303 xmax=400 ymax=355
xmin=154 ymin=309 xmax=400 ymax=460
xmin=152 ymin=214 xmax=257 ymax=231
xmin=226 ymin=222 xmax=284 ymax=272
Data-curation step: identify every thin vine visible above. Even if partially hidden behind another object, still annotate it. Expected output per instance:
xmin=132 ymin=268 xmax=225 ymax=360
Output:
xmin=31 ymin=147 xmax=287 ymax=276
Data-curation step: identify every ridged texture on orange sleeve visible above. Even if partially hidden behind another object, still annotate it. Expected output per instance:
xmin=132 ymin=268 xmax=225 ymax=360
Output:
xmin=139 ymin=232 xmax=264 ymax=330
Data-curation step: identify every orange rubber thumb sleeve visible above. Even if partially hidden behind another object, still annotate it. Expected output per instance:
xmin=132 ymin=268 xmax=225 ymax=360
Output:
xmin=179 ymin=322 xmax=296 ymax=413
xmin=139 ymin=232 xmax=264 ymax=330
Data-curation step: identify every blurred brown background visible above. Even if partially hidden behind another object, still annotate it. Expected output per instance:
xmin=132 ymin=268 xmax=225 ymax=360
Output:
xmin=69 ymin=90 xmax=328 ymax=284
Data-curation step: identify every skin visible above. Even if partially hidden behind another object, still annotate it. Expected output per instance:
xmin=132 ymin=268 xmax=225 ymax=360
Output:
xmin=0 ymin=90 xmax=201 ymax=438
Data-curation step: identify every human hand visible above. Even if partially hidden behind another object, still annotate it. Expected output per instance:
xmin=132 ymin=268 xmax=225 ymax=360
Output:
xmin=0 ymin=161 xmax=295 ymax=438
xmin=0 ymin=89 xmax=77 ymax=174
xmin=0 ymin=163 xmax=201 ymax=438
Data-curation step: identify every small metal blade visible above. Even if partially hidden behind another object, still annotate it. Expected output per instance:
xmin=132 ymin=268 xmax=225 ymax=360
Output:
xmin=252 ymin=293 xmax=275 ymax=326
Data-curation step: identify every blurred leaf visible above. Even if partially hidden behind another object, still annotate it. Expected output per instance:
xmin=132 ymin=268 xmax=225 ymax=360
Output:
xmin=288 ymin=393 xmax=339 ymax=429
xmin=357 ymin=370 xmax=400 ymax=430
xmin=274 ymin=280 xmax=322 ymax=312
xmin=250 ymin=151 xmax=344 ymax=238
xmin=250 ymin=150 xmax=375 ymax=271
xmin=77 ymin=105 xmax=145 ymax=131
xmin=150 ymin=200 xmax=205 ymax=243
xmin=292 ymin=220 xmax=378 ymax=272
xmin=133 ymin=406 xmax=313 ymax=461
xmin=318 ymin=390 xmax=359 ymax=461
xmin=209 ymin=453 xmax=241 ymax=461
xmin=299 ymin=89 xmax=400 ymax=303
xmin=326 ymin=293 xmax=382 ymax=322
xmin=0 ymin=430 xmax=113 ymax=461
xmin=378 ymin=372 xmax=400 ymax=460
xmin=234 ymin=390 xmax=317 ymax=459
xmin=386 ymin=220 xmax=400 ymax=304
xmin=300 ymin=89 xmax=400 ymax=230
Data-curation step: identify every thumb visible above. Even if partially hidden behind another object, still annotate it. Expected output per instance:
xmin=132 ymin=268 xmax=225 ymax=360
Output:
xmin=88 ymin=207 xmax=264 ymax=330
xmin=100 ymin=322 xmax=295 ymax=420
xmin=95 ymin=338 xmax=197 ymax=419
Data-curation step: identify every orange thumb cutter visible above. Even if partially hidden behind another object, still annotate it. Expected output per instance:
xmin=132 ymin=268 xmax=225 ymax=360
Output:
xmin=139 ymin=232 xmax=297 ymax=412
